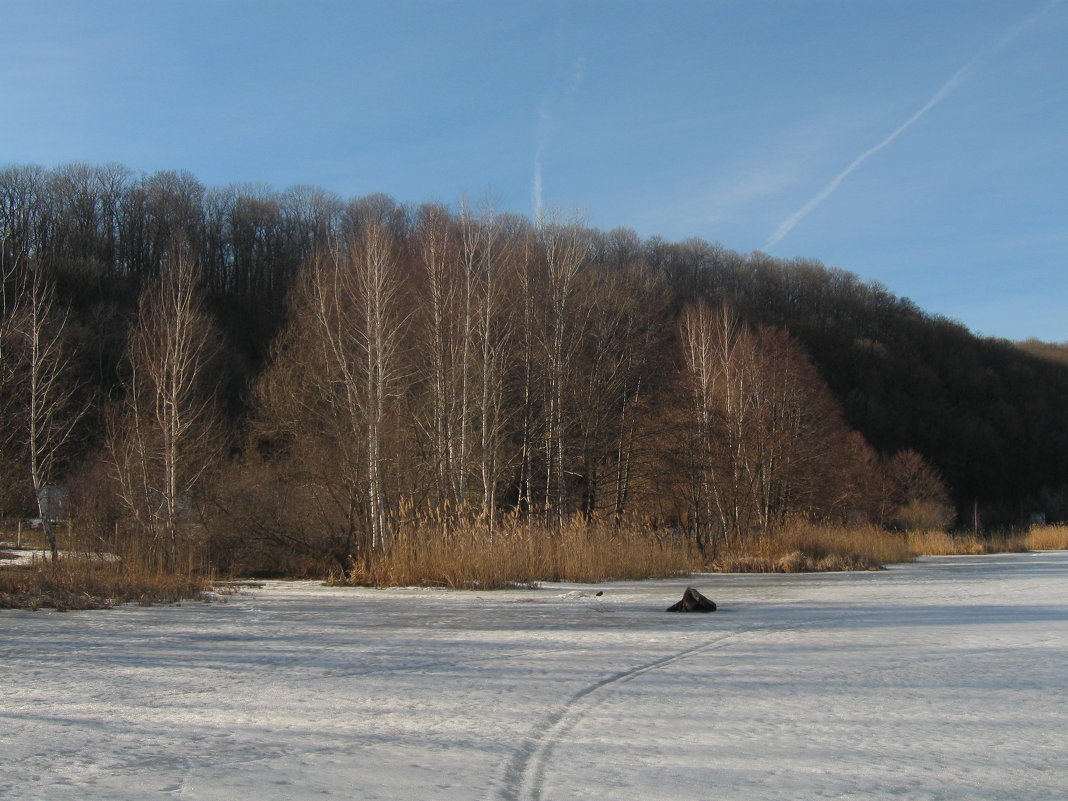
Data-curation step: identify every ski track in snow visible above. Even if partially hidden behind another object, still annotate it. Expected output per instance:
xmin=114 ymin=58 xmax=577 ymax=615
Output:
xmin=500 ymin=626 xmax=765 ymax=801
xmin=4 ymin=553 xmax=1068 ymax=801
xmin=497 ymin=569 xmax=1061 ymax=801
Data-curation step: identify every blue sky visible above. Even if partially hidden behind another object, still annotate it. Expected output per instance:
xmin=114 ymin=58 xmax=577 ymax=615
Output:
xmin=2 ymin=0 xmax=1066 ymax=341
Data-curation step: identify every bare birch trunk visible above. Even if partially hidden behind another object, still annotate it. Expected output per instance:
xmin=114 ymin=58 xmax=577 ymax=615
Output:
xmin=17 ymin=269 xmax=84 ymax=563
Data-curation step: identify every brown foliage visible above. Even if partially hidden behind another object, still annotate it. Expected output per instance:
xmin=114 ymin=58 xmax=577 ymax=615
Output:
xmin=883 ymin=450 xmax=955 ymax=530
xmin=677 ymin=302 xmax=882 ymax=552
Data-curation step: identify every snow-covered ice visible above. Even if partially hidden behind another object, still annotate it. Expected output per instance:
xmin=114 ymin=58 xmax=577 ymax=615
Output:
xmin=3 ymin=552 xmax=1067 ymax=800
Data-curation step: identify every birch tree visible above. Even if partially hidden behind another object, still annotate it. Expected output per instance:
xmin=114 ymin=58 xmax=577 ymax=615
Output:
xmin=109 ymin=249 xmax=221 ymax=565
xmin=680 ymin=302 xmax=867 ymax=547
xmin=0 ymin=262 xmax=85 ymax=561
xmin=460 ymin=200 xmax=515 ymax=530
xmin=413 ymin=204 xmax=465 ymax=511
xmin=538 ymin=216 xmax=588 ymax=525
xmin=268 ymin=211 xmax=409 ymax=564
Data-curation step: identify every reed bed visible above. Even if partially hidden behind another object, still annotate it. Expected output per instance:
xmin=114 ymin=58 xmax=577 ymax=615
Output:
xmin=350 ymin=518 xmax=923 ymax=586
xmin=0 ymin=554 xmax=210 ymax=611
xmin=714 ymin=522 xmax=914 ymax=573
xmin=349 ymin=517 xmax=696 ymax=588
xmin=906 ymin=529 xmax=1027 ymax=556
xmin=1022 ymin=524 xmax=1068 ymax=550
xmin=11 ymin=518 xmax=1058 ymax=606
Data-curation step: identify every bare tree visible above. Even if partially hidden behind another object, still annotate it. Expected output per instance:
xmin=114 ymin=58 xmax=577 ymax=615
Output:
xmin=680 ymin=301 xmax=874 ymax=548
xmin=679 ymin=301 xmax=736 ymax=552
xmin=109 ymin=247 xmax=221 ymax=565
xmin=4 ymin=265 xmax=85 ymax=561
xmin=353 ymin=217 xmax=408 ymax=552
xmin=460 ymin=199 xmax=516 ymax=530
xmin=537 ymin=215 xmax=588 ymax=525
xmin=569 ymin=265 xmax=668 ymax=521
xmin=413 ymin=204 xmax=465 ymax=511
xmin=411 ymin=200 xmax=518 ymax=530
xmin=883 ymin=449 xmax=955 ymax=530
xmin=272 ymin=211 xmax=409 ymax=564
xmin=0 ymin=240 xmax=25 ymax=521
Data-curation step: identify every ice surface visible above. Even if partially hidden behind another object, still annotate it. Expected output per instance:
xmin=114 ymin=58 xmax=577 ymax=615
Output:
xmin=3 ymin=552 xmax=1067 ymax=800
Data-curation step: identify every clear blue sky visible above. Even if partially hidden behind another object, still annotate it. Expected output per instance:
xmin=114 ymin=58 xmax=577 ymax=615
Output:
xmin=2 ymin=0 xmax=1066 ymax=341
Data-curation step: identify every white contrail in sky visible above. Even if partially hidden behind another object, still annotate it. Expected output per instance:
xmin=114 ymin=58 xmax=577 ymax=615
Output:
xmin=532 ymin=104 xmax=549 ymax=225
xmin=532 ymin=158 xmax=544 ymax=226
xmin=762 ymin=1 xmax=1060 ymax=252
xmin=532 ymin=57 xmax=585 ymax=225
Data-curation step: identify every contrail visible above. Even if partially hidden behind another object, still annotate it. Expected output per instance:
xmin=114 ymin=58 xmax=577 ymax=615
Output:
xmin=532 ymin=103 xmax=550 ymax=225
xmin=532 ymin=158 xmax=544 ymax=226
xmin=762 ymin=1 xmax=1060 ymax=251
xmin=531 ymin=57 xmax=585 ymax=225
xmin=762 ymin=61 xmax=973 ymax=250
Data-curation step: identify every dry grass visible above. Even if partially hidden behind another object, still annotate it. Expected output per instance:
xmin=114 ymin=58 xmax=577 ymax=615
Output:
xmin=0 ymin=521 xmax=49 ymax=551
xmin=713 ymin=522 xmax=914 ymax=573
xmin=906 ymin=529 xmax=1027 ymax=556
xmin=348 ymin=516 xmax=696 ymax=588
xmin=349 ymin=518 xmax=927 ymax=585
xmin=1023 ymin=524 xmax=1068 ymax=550
xmin=0 ymin=555 xmax=210 ymax=611
xmin=354 ymin=519 xmax=1054 ymax=587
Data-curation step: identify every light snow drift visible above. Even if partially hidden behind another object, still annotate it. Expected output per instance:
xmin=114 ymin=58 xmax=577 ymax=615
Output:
xmin=3 ymin=552 xmax=1067 ymax=800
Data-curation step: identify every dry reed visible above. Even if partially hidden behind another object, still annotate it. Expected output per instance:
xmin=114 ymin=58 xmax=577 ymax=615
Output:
xmin=349 ymin=516 xmax=696 ymax=588
xmin=0 ymin=554 xmax=210 ymax=610
xmin=906 ymin=529 xmax=1027 ymax=556
xmin=713 ymin=522 xmax=913 ymax=573
xmin=352 ymin=517 xmax=921 ymax=586
xmin=1023 ymin=524 xmax=1068 ymax=550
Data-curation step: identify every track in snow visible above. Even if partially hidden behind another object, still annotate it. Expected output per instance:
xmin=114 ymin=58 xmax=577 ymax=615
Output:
xmin=493 ymin=584 xmax=1006 ymax=801
xmin=495 ymin=621 xmax=793 ymax=801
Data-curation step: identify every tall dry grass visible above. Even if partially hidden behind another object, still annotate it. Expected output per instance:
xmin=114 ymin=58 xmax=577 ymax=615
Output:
xmin=714 ymin=522 xmax=914 ymax=573
xmin=0 ymin=552 xmax=210 ymax=610
xmin=349 ymin=516 xmax=696 ymax=588
xmin=352 ymin=518 xmax=1068 ymax=586
xmin=1023 ymin=524 xmax=1068 ymax=550
xmin=906 ymin=529 xmax=1027 ymax=556
xmin=351 ymin=517 xmax=925 ymax=586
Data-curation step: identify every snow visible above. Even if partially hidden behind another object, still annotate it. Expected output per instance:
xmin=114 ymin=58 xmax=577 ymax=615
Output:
xmin=3 ymin=552 xmax=1067 ymax=800
xmin=0 ymin=548 xmax=82 ymax=566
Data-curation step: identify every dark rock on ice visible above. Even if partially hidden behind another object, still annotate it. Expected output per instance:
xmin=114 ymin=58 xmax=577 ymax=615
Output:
xmin=666 ymin=586 xmax=717 ymax=612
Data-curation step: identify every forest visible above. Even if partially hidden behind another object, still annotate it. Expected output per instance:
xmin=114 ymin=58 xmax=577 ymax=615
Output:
xmin=2 ymin=162 xmax=1067 ymax=580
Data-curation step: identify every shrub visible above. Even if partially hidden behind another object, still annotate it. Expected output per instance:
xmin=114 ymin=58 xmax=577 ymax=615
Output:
xmin=893 ymin=499 xmax=956 ymax=532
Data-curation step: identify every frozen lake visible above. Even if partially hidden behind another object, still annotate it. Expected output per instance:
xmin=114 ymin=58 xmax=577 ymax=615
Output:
xmin=3 ymin=552 xmax=1067 ymax=800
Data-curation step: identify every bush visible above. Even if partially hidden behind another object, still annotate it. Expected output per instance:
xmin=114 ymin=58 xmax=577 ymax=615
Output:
xmin=893 ymin=499 xmax=956 ymax=532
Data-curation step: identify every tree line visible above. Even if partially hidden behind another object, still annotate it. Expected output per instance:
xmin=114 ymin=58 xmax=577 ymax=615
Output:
xmin=1 ymin=162 xmax=1062 ymax=573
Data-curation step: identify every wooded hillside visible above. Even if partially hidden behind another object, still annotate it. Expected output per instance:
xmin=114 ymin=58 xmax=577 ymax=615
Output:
xmin=2 ymin=163 xmax=1064 ymax=573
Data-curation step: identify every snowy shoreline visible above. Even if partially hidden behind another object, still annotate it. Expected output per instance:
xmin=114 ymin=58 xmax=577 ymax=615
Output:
xmin=4 ymin=552 xmax=1067 ymax=800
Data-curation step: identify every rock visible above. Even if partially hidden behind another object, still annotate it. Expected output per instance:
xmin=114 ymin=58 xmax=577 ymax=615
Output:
xmin=666 ymin=586 xmax=717 ymax=612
